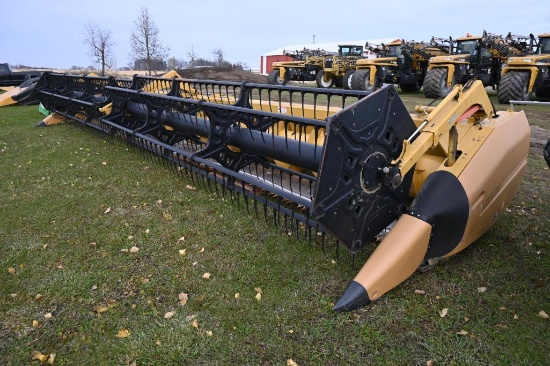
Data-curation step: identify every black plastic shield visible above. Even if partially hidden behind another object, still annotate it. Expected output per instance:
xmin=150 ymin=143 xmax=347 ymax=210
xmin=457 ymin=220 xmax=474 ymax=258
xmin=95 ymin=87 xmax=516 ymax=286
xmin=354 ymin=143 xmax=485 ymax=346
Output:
xmin=311 ymin=85 xmax=416 ymax=253
xmin=408 ymin=170 xmax=470 ymax=259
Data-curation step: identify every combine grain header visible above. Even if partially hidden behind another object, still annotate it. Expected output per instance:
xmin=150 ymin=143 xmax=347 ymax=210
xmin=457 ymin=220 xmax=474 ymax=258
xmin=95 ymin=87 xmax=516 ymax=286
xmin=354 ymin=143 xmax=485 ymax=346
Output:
xmin=34 ymin=72 xmax=530 ymax=311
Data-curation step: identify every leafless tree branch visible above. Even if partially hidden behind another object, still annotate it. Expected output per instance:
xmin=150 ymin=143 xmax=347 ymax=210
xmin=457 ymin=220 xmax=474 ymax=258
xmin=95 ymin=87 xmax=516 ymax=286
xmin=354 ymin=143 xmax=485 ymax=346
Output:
xmin=129 ymin=7 xmax=169 ymax=75
xmin=83 ymin=23 xmax=115 ymax=76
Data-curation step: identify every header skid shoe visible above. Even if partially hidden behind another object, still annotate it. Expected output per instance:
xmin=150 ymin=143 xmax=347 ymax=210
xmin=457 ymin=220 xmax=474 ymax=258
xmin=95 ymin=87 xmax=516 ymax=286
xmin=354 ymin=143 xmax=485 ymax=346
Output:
xmin=312 ymin=85 xmax=416 ymax=253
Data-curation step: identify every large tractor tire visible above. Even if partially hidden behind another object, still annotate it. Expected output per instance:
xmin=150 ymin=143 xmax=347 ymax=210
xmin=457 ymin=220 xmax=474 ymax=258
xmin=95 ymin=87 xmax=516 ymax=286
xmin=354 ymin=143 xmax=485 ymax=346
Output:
xmin=267 ymin=69 xmax=289 ymax=85
xmin=497 ymin=72 xmax=531 ymax=104
xmin=423 ymin=68 xmax=454 ymax=98
xmin=351 ymin=70 xmax=377 ymax=92
xmin=316 ymin=70 xmax=334 ymax=88
xmin=342 ymin=70 xmax=354 ymax=90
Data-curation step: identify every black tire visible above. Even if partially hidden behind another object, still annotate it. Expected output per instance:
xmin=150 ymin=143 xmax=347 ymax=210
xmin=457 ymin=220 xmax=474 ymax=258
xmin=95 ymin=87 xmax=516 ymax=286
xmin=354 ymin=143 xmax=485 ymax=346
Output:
xmin=316 ymin=70 xmax=334 ymax=88
xmin=342 ymin=70 xmax=354 ymax=90
xmin=267 ymin=69 xmax=289 ymax=85
xmin=497 ymin=72 xmax=531 ymax=104
xmin=423 ymin=68 xmax=454 ymax=98
xmin=351 ymin=69 xmax=377 ymax=92
xmin=334 ymin=77 xmax=343 ymax=88
xmin=399 ymin=80 xmax=422 ymax=93
xmin=535 ymin=88 xmax=550 ymax=99
xmin=267 ymin=69 xmax=279 ymax=84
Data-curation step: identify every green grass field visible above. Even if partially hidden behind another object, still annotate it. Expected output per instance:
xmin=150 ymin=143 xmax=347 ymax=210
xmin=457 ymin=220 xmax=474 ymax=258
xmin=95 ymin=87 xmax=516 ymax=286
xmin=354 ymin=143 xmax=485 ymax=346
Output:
xmin=1 ymin=97 xmax=548 ymax=365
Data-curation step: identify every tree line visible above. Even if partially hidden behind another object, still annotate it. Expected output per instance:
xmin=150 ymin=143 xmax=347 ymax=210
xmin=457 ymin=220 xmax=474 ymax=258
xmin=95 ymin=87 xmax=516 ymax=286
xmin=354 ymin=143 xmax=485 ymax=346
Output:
xmin=83 ymin=6 xmax=248 ymax=76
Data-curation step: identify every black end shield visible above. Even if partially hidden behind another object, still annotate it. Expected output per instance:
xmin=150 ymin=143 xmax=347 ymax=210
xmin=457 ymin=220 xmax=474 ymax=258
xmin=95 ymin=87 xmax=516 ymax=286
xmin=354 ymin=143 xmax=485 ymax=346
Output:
xmin=311 ymin=85 xmax=417 ymax=253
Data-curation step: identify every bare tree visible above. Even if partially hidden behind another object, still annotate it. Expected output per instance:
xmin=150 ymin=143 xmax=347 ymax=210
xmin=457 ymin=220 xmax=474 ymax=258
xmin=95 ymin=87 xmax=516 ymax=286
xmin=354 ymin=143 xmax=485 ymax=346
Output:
xmin=234 ymin=62 xmax=249 ymax=70
xmin=212 ymin=48 xmax=224 ymax=67
xmin=167 ymin=56 xmax=176 ymax=70
xmin=83 ymin=23 xmax=115 ymax=76
xmin=187 ymin=46 xmax=198 ymax=68
xmin=167 ymin=56 xmax=186 ymax=70
xmin=129 ymin=6 xmax=169 ymax=75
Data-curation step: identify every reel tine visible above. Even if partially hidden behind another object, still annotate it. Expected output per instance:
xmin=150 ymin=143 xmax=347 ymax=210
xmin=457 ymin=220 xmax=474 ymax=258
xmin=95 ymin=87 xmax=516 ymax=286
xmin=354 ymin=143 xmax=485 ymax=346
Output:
xmin=273 ymin=207 xmax=279 ymax=229
xmin=241 ymin=182 xmax=250 ymax=214
xmin=199 ymin=171 xmax=208 ymax=190
xmin=171 ymin=153 xmax=180 ymax=175
xmin=252 ymin=189 xmax=259 ymax=218
xmin=212 ymin=169 xmax=221 ymax=197
xmin=220 ymin=175 xmax=227 ymax=201
xmin=234 ymin=189 xmax=241 ymax=209
xmin=150 ymin=141 xmax=160 ymax=161
xmin=165 ymin=153 xmax=176 ymax=175
xmin=177 ymin=157 xmax=186 ymax=177
xmin=305 ymin=212 xmax=313 ymax=244
xmin=290 ymin=202 xmax=297 ymax=239
xmin=197 ymin=172 xmax=208 ymax=189
xmin=274 ymin=196 xmax=282 ymax=228
xmin=188 ymin=163 xmax=197 ymax=185
xmin=204 ymin=170 xmax=214 ymax=194
xmin=262 ymin=190 xmax=269 ymax=224
xmin=229 ymin=185 xmax=236 ymax=206
xmin=158 ymin=149 xmax=167 ymax=168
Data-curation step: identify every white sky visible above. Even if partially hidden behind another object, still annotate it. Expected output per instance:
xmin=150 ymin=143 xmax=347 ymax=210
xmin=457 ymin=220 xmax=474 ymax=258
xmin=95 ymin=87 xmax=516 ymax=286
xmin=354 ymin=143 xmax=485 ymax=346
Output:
xmin=1 ymin=0 xmax=548 ymax=70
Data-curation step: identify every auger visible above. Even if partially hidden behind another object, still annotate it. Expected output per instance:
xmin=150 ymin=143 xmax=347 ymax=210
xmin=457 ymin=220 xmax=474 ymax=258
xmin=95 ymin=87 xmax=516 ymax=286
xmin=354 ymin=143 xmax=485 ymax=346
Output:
xmin=34 ymin=72 xmax=530 ymax=311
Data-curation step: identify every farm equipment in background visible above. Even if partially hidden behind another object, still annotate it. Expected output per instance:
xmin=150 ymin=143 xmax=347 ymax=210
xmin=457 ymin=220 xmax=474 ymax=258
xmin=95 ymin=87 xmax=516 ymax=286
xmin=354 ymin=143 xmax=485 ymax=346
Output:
xmin=396 ymin=40 xmax=450 ymax=92
xmin=316 ymin=44 xmax=365 ymax=89
xmin=34 ymin=72 xmax=530 ymax=311
xmin=429 ymin=36 xmax=455 ymax=55
xmin=0 ymin=77 xmax=40 ymax=107
xmin=0 ymin=63 xmax=43 ymax=87
xmin=349 ymin=39 xmax=402 ymax=92
xmin=267 ymin=48 xmax=325 ymax=85
xmin=423 ymin=31 xmax=532 ymax=98
xmin=348 ymin=39 xmax=448 ymax=92
xmin=497 ymin=33 xmax=550 ymax=103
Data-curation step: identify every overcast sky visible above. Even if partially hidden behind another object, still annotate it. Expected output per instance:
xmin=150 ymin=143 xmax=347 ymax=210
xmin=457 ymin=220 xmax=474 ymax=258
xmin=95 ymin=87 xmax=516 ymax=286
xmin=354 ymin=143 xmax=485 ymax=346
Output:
xmin=1 ymin=0 xmax=548 ymax=71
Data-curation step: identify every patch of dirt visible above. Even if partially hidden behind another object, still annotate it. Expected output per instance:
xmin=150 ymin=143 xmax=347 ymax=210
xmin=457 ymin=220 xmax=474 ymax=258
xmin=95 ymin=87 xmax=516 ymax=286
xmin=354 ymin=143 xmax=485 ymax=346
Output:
xmin=175 ymin=67 xmax=268 ymax=83
xmin=530 ymin=126 xmax=550 ymax=148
